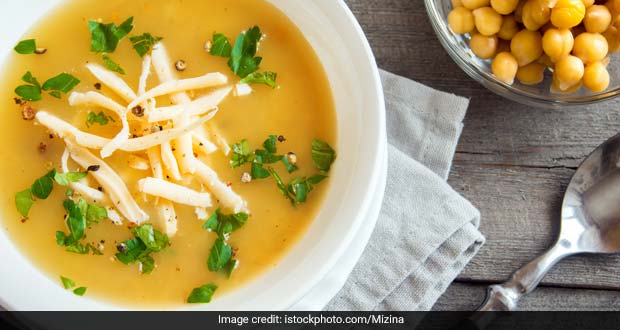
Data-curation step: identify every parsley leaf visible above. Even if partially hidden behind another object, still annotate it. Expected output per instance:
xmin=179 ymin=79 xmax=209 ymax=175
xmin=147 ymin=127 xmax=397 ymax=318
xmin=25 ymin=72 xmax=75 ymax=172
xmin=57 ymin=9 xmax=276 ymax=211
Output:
xmin=15 ymin=189 xmax=34 ymax=218
xmin=86 ymin=111 xmax=113 ymax=127
xmin=268 ymin=167 xmax=294 ymax=203
xmin=15 ymin=71 xmax=42 ymax=101
xmin=311 ymin=139 xmax=336 ymax=172
xmin=230 ymin=139 xmax=254 ymax=168
xmin=31 ymin=169 xmax=56 ymax=199
xmin=207 ymin=238 xmax=232 ymax=272
xmin=202 ymin=209 xmax=249 ymax=238
xmin=228 ymin=26 xmax=263 ymax=78
xmin=86 ymin=204 xmax=108 ymax=225
xmin=223 ymin=259 xmax=238 ymax=278
xmin=14 ymin=39 xmax=37 ymax=54
xmin=187 ymin=283 xmax=217 ymax=303
xmin=240 ymin=71 xmax=277 ymax=88
xmin=102 ymin=55 xmax=125 ymax=74
xmin=251 ymin=162 xmax=270 ymax=179
xmin=88 ymin=17 xmax=134 ymax=53
xmin=42 ymin=73 xmax=80 ymax=98
xmin=129 ymin=33 xmax=162 ymax=57
xmin=263 ymin=135 xmax=277 ymax=153
xmin=63 ymin=199 xmax=86 ymax=243
xmin=73 ymin=287 xmax=87 ymax=296
xmin=115 ymin=224 xmax=169 ymax=274
xmin=53 ymin=171 xmax=88 ymax=186
xmin=210 ymin=33 xmax=232 ymax=57
xmin=60 ymin=276 xmax=76 ymax=289
xmin=281 ymin=156 xmax=298 ymax=173
xmin=56 ymin=198 xmax=106 ymax=254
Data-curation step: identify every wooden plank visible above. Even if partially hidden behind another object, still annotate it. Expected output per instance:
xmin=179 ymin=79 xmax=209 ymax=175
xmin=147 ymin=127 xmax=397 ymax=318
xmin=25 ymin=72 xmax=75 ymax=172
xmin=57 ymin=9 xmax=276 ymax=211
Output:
xmin=449 ymin=163 xmax=620 ymax=290
xmin=434 ymin=282 xmax=620 ymax=310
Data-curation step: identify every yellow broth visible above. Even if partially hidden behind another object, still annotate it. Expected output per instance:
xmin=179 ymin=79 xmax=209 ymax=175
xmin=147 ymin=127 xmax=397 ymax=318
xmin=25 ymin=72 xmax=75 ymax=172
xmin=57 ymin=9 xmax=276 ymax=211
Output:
xmin=0 ymin=0 xmax=336 ymax=307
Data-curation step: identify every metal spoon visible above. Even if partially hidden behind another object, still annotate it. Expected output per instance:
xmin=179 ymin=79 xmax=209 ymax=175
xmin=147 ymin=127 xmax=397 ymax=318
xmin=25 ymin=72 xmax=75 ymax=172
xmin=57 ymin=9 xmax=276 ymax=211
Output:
xmin=470 ymin=132 xmax=620 ymax=324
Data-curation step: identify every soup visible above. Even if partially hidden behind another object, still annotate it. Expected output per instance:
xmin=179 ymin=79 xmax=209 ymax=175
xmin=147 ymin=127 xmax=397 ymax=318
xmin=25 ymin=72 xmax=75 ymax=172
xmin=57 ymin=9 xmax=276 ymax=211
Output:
xmin=0 ymin=0 xmax=336 ymax=307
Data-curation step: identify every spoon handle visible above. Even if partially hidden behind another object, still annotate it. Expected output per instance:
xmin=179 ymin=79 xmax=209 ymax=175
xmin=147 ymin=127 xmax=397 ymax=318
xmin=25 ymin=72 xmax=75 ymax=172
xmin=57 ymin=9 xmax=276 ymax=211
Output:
xmin=477 ymin=242 xmax=570 ymax=312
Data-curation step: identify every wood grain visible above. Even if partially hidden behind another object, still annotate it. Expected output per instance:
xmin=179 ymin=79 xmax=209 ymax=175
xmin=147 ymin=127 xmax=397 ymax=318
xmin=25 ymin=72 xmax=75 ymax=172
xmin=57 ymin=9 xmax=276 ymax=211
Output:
xmin=346 ymin=0 xmax=620 ymax=310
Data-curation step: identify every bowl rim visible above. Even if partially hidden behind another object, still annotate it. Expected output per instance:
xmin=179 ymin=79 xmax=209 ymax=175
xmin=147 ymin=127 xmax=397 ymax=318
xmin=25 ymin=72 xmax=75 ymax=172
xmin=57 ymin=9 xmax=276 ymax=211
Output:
xmin=424 ymin=0 xmax=620 ymax=108
xmin=0 ymin=0 xmax=387 ymax=311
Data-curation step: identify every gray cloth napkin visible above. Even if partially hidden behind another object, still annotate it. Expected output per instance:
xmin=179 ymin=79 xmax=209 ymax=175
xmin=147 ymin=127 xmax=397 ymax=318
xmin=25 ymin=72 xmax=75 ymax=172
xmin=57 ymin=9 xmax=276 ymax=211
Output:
xmin=325 ymin=70 xmax=485 ymax=311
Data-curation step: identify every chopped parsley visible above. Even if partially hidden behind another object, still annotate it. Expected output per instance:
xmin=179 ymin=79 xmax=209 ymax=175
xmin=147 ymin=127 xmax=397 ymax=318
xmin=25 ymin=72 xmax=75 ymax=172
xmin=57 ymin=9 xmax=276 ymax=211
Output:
xmin=230 ymin=135 xmax=297 ymax=177
xmin=15 ymin=169 xmax=94 ymax=218
xmin=56 ymin=198 xmax=106 ymax=255
xmin=209 ymin=26 xmax=277 ymax=87
xmin=115 ymin=224 xmax=169 ymax=274
xmin=207 ymin=238 xmax=232 ymax=272
xmin=88 ymin=17 xmax=134 ymax=53
xmin=210 ymin=33 xmax=232 ymax=57
xmin=129 ymin=33 xmax=163 ymax=57
xmin=14 ymin=39 xmax=37 ymax=54
xmin=60 ymin=276 xmax=75 ymax=289
xmin=102 ymin=55 xmax=125 ymax=75
xmin=240 ymin=71 xmax=277 ymax=88
xmin=230 ymin=139 xmax=253 ymax=168
xmin=42 ymin=73 xmax=81 ymax=99
xmin=287 ymin=175 xmax=327 ymax=204
xmin=311 ymin=139 xmax=336 ymax=173
xmin=187 ymin=283 xmax=217 ymax=303
xmin=73 ymin=287 xmax=87 ymax=296
xmin=86 ymin=111 xmax=114 ymax=127
xmin=15 ymin=71 xmax=42 ymax=101
xmin=202 ymin=208 xmax=249 ymax=238
xmin=59 ymin=276 xmax=87 ymax=296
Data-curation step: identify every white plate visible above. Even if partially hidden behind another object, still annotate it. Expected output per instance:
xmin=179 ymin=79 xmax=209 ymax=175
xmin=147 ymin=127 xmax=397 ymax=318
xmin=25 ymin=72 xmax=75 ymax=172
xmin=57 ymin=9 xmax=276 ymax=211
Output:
xmin=0 ymin=0 xmax=386 ymax=310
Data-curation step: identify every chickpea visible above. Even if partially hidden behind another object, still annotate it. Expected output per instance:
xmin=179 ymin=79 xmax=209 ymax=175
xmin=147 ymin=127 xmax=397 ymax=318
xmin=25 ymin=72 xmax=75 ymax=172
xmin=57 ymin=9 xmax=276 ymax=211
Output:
xmin=462 ymin=0 xmax=491 ymax=9
xmin=584 ymin=5 xmax=612 ymax=33
xmin=491 ymin=0 xmax=520 ymax=14
xmin=603 ymin=25 xmax=620 ymax=52
xmin=473 ymin=7 xmax=503 ymax=35
xmin=573 ymin=32 xmax=609 ymax=63
xmin=551 ymin=73 xmax=583 ymax=92
xmin=530 ymin=0 xmax=552 ymax=25
xmin=542 ymin=28 xmax=574 ymax=61
xmin=583 ymin=61 xmax=610 ymax=92
xmin=551 ymin=0 xmax=586 ymax=29
xmin=554 ymin=55 xmax=585 ymax=90
xmin=470 ymin=34 xmax=499 ymax=58
xmin=492 ymin=52 xmax=519 ymax=84
xmin=511 ymin=29 xmax=544 ymax=66
xmin=452 ymin=0 xmax=464 ymax=7
xmin=498 ymin=15 xmax=520 ymax=40
xmin=523 ymin=1 xmax=545 ymax=30
xmin=517 ymin=62 xmax=547 ymax=84
xmin=449 ymin=7 xmax=476 ymax=34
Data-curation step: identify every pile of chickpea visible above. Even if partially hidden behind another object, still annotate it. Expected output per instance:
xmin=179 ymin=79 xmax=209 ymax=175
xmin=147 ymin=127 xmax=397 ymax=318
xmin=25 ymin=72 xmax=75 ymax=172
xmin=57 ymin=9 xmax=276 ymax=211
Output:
xmin=448 ymin=0 xmax=620 ymax=93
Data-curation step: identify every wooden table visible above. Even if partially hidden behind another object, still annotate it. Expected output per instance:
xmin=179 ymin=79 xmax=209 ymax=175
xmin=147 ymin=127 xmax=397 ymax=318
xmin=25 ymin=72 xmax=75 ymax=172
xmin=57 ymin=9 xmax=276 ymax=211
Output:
xmin=347 ymin=0 xmax=620 ymax=310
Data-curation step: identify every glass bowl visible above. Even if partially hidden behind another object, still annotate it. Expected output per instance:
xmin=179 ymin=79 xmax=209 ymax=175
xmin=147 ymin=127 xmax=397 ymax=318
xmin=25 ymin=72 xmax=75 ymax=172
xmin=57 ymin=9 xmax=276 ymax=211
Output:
xmin=424 ymin=0 xmax=620 ymax=108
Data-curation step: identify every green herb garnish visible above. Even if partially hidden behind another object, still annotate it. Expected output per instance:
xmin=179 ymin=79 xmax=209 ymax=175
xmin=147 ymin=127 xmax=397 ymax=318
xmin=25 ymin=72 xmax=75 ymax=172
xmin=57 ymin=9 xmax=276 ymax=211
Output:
xmin=73 ymin=287 xmax=87 ymax=296
xmin=86 ymin=111 xmax=113 ymax=127
xmin=230 ymin=139 xmax=253 ymax=168
xmin=15 ymin=189 xmax=34 ymax=218
xmin=14 ymin=39 xmax=37 ymax=54
xmin=60 ymin=276 xmax=76 ymax=289
xmin=102 ymin=55 xmax=125 ymax=74
xmin=311 ymin=139 xmax=336 ymax=172
xmin=42 ymin=73 xmax=81 ymax=99
xmin=210 ymin=33 xmax=232 ymax=57
xmin=88 ymin=17 xmax=134 ymax=53
xmin=115 ymin=224 xmax=169 ymax=274
xmin=202 ymin=209 xmax=249 ymax=238
xmin=207 ymin=238 xmax=232 ymax=272
xmin=129 ymin=33 xmax=163 ymax=57
xmin=56 ymin=197 xmax=107 ymax=255
xmin=30 ymin=169 xmax=55 ymax=199
xmin=187 ymin=284 xmax=217 ymax=303
xmin=15 ymin=71 xmax=41 ymax=101
xmin=240 ymin=71 xmax=277 ymax=88
xmin=53 ymin=171 xmax=88 ymax=186
xmin=250 ymin=162 xmax=270 ymax=179
xmin=209 ymin=26 xmax=277 ymax=87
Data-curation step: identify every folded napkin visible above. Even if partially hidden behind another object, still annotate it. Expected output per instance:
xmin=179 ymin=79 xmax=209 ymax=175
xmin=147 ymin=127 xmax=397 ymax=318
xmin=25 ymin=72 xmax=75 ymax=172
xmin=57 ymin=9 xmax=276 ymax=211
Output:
xmin=325 ymin=70 xmax=485 ymax=311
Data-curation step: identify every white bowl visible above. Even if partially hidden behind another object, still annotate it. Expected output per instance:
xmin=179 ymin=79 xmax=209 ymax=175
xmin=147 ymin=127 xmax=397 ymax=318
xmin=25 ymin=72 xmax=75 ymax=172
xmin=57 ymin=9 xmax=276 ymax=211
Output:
xmin=0 ymin=0 xmax=386 ymax=310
